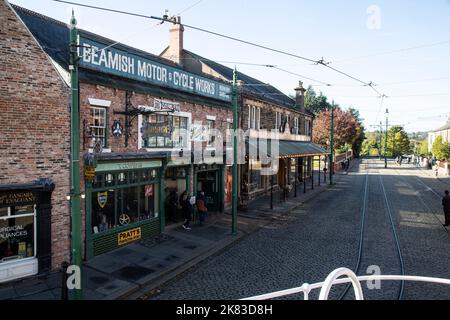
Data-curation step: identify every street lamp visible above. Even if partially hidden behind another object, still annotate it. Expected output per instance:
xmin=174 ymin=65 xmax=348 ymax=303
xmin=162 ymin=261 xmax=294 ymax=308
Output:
xmin=384 ymin=108 xmax=389 ymax=168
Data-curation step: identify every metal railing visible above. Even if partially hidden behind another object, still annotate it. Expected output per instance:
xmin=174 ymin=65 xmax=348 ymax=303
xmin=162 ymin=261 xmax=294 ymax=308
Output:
xmin=241 ymin=268 xmax=450 ymax=300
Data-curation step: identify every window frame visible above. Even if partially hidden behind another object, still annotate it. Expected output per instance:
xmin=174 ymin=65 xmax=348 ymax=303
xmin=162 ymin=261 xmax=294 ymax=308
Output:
xmin=90 ymin=106 xmax=107 ymax=148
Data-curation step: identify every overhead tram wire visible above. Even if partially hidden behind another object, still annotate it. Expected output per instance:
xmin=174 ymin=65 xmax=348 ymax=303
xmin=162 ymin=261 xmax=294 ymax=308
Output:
xmin=51 ymin=0 xmax=386 ymax=98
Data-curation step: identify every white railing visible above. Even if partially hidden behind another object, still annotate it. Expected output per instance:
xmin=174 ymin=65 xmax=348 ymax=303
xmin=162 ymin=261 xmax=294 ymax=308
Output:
xmin=241 ymin=267 xmax=450 ymax=300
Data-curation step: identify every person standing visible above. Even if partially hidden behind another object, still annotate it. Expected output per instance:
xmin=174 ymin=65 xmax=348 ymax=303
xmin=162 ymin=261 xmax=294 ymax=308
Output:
xmin=180 ymin=191 xmax=192 ymax=230
xmin=196 ymin=191 xmax=208 ymax=226
xmin=442 ymin=190 xmax=450 ymax=227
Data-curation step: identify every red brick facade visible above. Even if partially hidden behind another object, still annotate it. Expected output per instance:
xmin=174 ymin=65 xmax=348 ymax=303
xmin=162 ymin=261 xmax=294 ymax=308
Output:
xmin=0 ymin=0 xmax=70 ymax=270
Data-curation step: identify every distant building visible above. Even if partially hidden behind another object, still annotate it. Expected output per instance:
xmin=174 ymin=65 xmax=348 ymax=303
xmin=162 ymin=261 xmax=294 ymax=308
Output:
xmin=428 ymin=120 xmax=450 ymax=153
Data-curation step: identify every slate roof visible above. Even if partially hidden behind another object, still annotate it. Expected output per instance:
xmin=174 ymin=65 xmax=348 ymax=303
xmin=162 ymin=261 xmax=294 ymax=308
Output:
xmin=11 ymin=4 xmax=230 ymax=108
xmin=433 ymin=122 xmax=450 ymax=132
xmin=185 ymin=50 xmax=298 ymax=110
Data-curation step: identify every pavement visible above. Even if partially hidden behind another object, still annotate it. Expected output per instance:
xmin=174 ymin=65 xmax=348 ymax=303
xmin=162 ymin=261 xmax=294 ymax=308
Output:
xmin=0 ymin=162 xmax=353 ymax=300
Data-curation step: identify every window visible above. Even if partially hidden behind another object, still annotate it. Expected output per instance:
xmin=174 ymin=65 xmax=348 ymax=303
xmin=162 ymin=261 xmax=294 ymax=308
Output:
xmin=249 ymin=107 xmax=261 ymax=130
xmin=207 ymin=119 xmax=215 ymax=146
xmin=91 ymin=107 xmax=107 ymax=148
xmin=226 ymin=120 xmax=233 ymax=144
xmin=142 ymin=114 xmax=188 ymax=148
xmin=305 ymin=119 xmax=311 ymax=136
xmin=294 ymin=117 xmax=299 ymax=135
xmin=0 ymin=205 xmax=35 ymax=263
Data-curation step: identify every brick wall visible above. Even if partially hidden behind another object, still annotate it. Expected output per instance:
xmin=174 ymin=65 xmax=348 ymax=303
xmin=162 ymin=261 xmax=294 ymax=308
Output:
xmin=0 ymin=0 xmax=70 ymax=270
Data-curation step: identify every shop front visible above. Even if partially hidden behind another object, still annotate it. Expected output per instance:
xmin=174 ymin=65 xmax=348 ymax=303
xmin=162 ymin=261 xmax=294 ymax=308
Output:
xmin=194 ymin=163 xmax=224 ymax=213
xmin=0 ymin=180 xmax=53 ymax=283
xmin=85 ymin=158 xmax=164 ymax=258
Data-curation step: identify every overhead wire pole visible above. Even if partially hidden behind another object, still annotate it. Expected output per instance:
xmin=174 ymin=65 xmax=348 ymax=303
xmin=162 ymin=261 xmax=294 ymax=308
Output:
xmin=231 ymin=68 xmax=238 ymax=235
xmin=69 ymin=10 xmax=82 ymax=300
xmin=329 ymin=101 xmax=335 ymax=185
xmin=385 ymin=108 xmax=389 ymax=168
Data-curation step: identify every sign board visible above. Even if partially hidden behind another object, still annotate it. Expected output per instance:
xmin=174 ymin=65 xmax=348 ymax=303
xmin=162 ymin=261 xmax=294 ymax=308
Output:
xmin=79 ymin=37 xmax=232 ymax=102
xmin=142 ymin=121 xmax=172 ymax=138
xmin=95 ymin=160 xmax=162 ymax=173
xmin=154 ymin=99 xmax=180 ymax=112
xmin=84 ymin=165 xmax=96 ymax=180
xmin=118 ymin=227 xmax=141 ymax=246
xmin=0 ymin=191 xmax=35 ymax=208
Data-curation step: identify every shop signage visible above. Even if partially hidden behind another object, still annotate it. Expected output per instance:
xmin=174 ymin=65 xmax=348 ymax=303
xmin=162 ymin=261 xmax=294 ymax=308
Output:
xmin=85 ymin=165 xmax=96 ymax=180
xmin=118 ymin=227 xmax=141 ymax=246
xmin=97 ymin=192 xmax=108 ymax=208
xmin=0 ymin=191 xmax=35 ymax=208
xmin=112 ymin=120 xmax=123 ymax=137
xmin=142 ymin=121 xmax=172 ymax=138
xmin=95 ymin=160 xmax=162 ymax=173
xmin=154 ymin=99 xmax=180 ymax=112
xmin=79 ymin=37 xmax=232 ymax=102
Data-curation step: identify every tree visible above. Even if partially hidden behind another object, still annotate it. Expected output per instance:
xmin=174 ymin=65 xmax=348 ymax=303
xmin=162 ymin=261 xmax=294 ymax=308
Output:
xmin=304 ymin=86 xmax=331 ymax=115
xmin=348 ymin=107 xmax=365 ymax=158
xmin=312 ymin=107 xmax=358 ymax=151
xmin=431 ymin=136 xmax=450 ymax=160
xmin=417 ymin=138 xmax=429 ymax=157
xmin=387 ymin=126 xmax=411 ymax=157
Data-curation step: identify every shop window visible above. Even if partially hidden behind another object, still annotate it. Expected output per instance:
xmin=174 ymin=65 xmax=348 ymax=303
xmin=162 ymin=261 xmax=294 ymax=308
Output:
xmin=294 ymin=117 xmax=299 ymax=135
xmin=91 ymin=169 xmax=158 ymax=234
xmin=0 ymin=205 xmax=35 ymax=264
xmin=142 ymin=114 xmax=188 ymax=148
xmin=91 ymin=107 xmax=107 ymax=148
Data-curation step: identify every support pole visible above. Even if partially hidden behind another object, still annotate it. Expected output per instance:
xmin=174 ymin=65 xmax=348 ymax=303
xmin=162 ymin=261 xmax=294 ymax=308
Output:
xmin=318 ymin=156 xmax=321 ymax=186
xmin=270 ymin=173 xmax=274 ymax=210
xmin=69 ymin=10 xmax=82 ymax=300
xmin=329 ymin=102 xmax=335 ymax=185
xmin=311 ymin=157 xmax=314 ymax=190
xmin=231 ymin=68 xmax=238 ymax=235
xmin=385 ymin=111 xmax=388 ymax=168
xmin=294 ymin=158 xmax=297 ymax=198
xmin=303 ymin=159 xmax=306 ymax=194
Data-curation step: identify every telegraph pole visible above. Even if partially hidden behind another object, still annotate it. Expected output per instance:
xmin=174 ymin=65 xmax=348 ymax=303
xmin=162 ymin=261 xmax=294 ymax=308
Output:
xmin=329 ymin=101 xmax=335 ymax=185
xmin=69 ymin=10 xmax=82 ymax=300
xmin=231 ymin=68 xmax=238 ymax=235
xmin=384 ymin=108 xmax=389 ymax=168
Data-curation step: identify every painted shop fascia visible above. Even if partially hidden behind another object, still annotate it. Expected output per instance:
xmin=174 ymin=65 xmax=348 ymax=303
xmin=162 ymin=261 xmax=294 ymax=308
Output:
xmin=77 ymin=34 xmax=233 ymax=258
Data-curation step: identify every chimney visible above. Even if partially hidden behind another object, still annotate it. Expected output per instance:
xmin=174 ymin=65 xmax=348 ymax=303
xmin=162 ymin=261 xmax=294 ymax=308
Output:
xmin=167 ymin=16 xmax=184 ymax=65
xmin=294 ymin=81 xmax=306 ymax=111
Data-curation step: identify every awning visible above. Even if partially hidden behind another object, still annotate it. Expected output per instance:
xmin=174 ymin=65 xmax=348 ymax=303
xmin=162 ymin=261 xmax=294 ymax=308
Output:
xmin=247 ymin=139 xmax=329 ymax=159
xmin=278 ymin=140 xmax=329 ymax=158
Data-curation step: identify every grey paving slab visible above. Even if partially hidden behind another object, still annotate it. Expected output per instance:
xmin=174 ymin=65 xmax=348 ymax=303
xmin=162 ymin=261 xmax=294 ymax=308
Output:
xmin=0 ymin=286 xmax=17 ymax=300
xmin=14 ymin=281 xmax=49 ymax=296
xmin=17 ymin=289 xmax=56 ymax=300
xmin=87 ymin=252 xmax=132 ymax=274
xmin=96 ymin=278 xmax=135 ymax=296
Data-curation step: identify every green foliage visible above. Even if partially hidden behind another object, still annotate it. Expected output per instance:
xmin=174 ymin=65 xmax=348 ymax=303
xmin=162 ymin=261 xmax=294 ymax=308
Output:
xmin=417 ymin=138 xmax=430 ymax=157
xmin=361 ymin=133 xmax=379 ymax=156
xmin=386 ymin=126 xmax=411 ymax=157
xmin=431 ymin=136 xmax=450 ymax=160
xmin=304 ymin=86 xmax=331 ymax=115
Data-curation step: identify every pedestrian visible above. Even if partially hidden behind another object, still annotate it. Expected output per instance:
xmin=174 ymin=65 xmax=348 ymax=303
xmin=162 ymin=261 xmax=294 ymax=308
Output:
xmin=442 ymin=190 xmax=450 ymax=227
xmin=180 ymin=191 xmax=192 ymax=230
xmin=196 ymin=191 xmax=208 ymax=226
xmin=167 ymin=189 xmax=178 ymax=223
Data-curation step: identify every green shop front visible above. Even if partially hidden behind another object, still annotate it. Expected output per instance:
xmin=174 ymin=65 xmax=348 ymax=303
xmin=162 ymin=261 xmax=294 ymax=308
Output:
xmin=85 ymin=155 xmax=166 ymax=259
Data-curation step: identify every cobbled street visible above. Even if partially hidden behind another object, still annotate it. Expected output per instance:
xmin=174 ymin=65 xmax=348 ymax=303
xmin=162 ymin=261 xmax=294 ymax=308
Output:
xmin=150 ymin=159 xmax=450 ymax=300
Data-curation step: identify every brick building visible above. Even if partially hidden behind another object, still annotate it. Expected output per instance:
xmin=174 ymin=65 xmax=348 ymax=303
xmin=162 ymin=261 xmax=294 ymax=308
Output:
xmin=0 ymin=0 xmax=70 ymax=282
xmin=12 ymin=5 xmax=233 ymax=260
xmin=161 ymin=19 xmax=328 ymax=206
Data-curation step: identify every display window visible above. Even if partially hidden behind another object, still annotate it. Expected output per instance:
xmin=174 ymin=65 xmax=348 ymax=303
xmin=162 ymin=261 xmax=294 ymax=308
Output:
xmin=0 ymin=205 xmax=36 ymax=264
xmin=91 ymin=169 xmax=159 ymax=234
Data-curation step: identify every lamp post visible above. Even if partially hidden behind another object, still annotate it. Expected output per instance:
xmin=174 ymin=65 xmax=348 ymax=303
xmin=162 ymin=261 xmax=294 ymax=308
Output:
xmin=329 ymin=101 xmax=335 ymax=185
xmin=385 ymin=108 xmax=389 ymax=168
xmin=69 ymin=10 xmax=82 ymax=300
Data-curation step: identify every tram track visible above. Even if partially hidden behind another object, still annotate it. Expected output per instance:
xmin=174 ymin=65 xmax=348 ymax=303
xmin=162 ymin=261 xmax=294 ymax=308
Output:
xmin=339 ymin=159 xmax=405 ymax=300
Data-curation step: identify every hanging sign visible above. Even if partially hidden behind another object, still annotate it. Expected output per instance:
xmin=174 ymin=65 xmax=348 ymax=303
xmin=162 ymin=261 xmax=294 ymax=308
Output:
xmin=154 ymin=99 xmax=180 ymax=112
xmin=84 ymin=165 xmax=96 ymax=181
xmin=112 ymin=120 xmax=123 ymax=137
xmin=142 ymin=121 xmax=172 ymax=138
xmin=118 ymin=227 xmax=141 ymax=246
xmin=79 ymin=37 xmax=231 ymax=102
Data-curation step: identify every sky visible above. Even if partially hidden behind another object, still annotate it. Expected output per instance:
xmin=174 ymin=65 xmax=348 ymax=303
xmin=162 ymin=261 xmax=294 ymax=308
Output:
xmin=9 ymin=0 xmax=450 ymax=132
